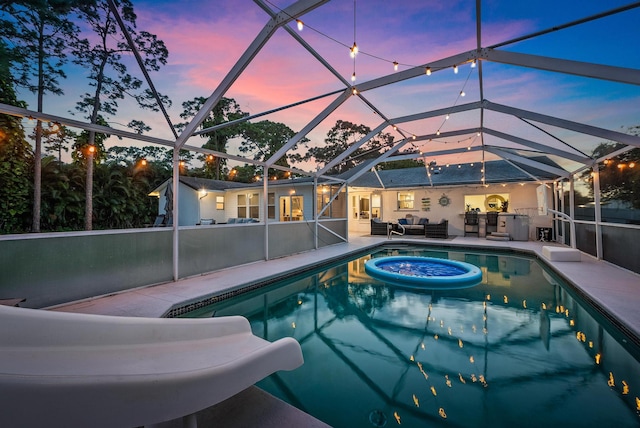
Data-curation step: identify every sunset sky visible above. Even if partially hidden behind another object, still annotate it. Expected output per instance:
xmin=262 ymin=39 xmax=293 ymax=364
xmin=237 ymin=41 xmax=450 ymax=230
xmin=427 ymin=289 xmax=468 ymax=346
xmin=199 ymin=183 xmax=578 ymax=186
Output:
xmin=15 ymin=0 xmax=640 ymax=172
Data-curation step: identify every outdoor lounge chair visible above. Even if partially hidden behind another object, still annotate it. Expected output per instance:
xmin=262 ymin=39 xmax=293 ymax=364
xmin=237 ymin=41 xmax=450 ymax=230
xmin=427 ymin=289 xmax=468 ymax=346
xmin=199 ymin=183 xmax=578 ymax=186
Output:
xmin=370 ymin=218 xmax=391 ymax=235
xmin=425 ymin=219 xmax=449 ymax=239
xmin=0 ymin=305 xmax=303 ymax=428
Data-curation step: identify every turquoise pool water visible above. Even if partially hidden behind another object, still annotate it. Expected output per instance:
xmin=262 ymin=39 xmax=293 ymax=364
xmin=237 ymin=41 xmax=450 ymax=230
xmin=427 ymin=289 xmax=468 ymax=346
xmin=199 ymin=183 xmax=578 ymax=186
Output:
xmin=186 ymin=246 xmax=640 ymax=427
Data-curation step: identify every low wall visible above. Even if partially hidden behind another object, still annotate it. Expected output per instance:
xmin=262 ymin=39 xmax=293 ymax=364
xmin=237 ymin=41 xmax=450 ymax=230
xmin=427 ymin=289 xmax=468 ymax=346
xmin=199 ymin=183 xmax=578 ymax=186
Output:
xmin=0 ymin=219 xmax=348 ymax=309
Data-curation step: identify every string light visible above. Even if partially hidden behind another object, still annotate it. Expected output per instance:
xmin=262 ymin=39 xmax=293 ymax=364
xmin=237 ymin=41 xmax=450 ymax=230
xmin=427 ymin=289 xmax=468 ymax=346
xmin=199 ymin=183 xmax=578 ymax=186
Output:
xmin=351 ymin=72 xmax=356 ymax=82
xmin=471 ymin=59 xmax=476 ymax=68
xmin=453 ymin=65 xmax=458 ymax=74
xmin=426 ymin=67 xmax=431 ymax=75
xmin=350 ymin=42 xmax=358 ymax=57
xmin=393 ymin=61 xmax=398 ymax=71
xmin=296 ymin=19 xmax=303 ymax=31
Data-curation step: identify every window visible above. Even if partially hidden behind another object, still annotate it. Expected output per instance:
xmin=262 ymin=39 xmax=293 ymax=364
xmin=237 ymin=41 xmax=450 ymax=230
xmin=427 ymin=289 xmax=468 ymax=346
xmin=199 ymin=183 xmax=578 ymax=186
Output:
xmin=216 ymin=196 xmax=224 ymax=210
xmin=248 ymin=193 xmax=259 ymax=218
xmin=280 ymin=195 xmax=304 ymax=221
xmin=371 ymin=194 xmax=381 ymax=218
xmin=237 ymin=193 xmax=259 ymax=218
xmin=268 ymin=193 xmax=275 ymax=219
xmin=397 ymin=192 xmax=414 ymax=210
xmin=318 ymin=185 xmax=345 ymax=219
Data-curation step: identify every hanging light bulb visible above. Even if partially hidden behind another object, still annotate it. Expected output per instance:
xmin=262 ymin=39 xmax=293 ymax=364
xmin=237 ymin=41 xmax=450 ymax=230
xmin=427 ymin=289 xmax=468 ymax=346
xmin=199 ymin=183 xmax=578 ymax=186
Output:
xmin=453 ymin=65 xmax=458 ymax=74
xmin=460 ymin=90 xmax=466 ymax=97
xmin=426 ymin=67 xmax=431 ymax=76
xmin=471 ymin=59 xmax=476 ymax=68
xmin=436 ymin=130 xmax=440 ymax=136
xmin=445 ymin=114 xmax=450 ymax=120
xmin=296 ymin=19 xmax=304 ymax=31
xmin=352 ymin=87 xmax=358 ymax=95
xmin=350 ymin=42 xmax=358 ymax=57
xmin=412 ymin=134 xmax=417 ymax=140
xmin=393 ymin=61 xmax=398 ymax=71
xmin=351 ymin=72 xmax=356 ymax=82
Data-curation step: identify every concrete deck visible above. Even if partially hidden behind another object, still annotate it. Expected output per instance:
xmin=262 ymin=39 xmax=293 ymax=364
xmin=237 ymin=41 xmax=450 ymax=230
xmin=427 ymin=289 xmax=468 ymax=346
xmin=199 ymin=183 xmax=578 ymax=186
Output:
xmin=51 ymin=235 xmax=640 ymax=427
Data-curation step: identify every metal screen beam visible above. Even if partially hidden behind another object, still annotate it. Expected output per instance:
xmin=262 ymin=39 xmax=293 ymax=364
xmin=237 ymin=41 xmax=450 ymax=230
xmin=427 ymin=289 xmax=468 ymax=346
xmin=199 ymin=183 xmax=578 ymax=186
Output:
xmin=175 ymin=0 xmax=328 ymax=150
xmin=484 ymin=101 xmax=640 ymax=147
xmin=483 ymin=128 xmax=592 ymax=164
xmin=481 ymin=49 xmax=640 ymax=86
xmin=487 ymin=147 xmax=570 ymax=178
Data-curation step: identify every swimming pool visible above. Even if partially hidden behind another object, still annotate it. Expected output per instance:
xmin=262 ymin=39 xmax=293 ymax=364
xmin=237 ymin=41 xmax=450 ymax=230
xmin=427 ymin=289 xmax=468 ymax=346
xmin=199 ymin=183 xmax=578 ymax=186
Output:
xmin=185 ymin=245 xmax=640 ymax=427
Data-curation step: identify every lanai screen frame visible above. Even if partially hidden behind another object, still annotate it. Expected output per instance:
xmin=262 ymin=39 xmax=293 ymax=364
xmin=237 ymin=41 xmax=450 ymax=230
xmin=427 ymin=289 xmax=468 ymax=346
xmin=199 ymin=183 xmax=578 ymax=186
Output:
xmin=1 ymin=0 xmax=639 ymax=279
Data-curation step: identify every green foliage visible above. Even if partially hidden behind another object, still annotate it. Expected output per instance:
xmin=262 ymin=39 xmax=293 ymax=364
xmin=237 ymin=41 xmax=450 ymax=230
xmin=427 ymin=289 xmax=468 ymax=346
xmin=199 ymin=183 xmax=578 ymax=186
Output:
xmin=297 ymin=120 xmax=394 ymax=174
xmin=39 ymin=156 xmax=85 ymax=230
xmin=0 ymin=39 xmax=32 ymax=233
xmin=72 ymin=0 xmax=170 ymax=125
xmin=582 ymin=138 xmax=640 ymax=209
xmin=0 ymin=117 xmax=33 ymax=233
xmin=178 ymin=96 xmax=247 ymax=179
xmin=239 ymin=120 xmax=304 ymax=179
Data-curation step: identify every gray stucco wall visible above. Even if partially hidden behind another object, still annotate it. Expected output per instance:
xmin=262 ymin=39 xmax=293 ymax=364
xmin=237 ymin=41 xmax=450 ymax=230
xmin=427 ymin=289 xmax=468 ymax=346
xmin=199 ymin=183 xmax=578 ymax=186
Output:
xmin=0 ymin=219 xmax=348 ymax=308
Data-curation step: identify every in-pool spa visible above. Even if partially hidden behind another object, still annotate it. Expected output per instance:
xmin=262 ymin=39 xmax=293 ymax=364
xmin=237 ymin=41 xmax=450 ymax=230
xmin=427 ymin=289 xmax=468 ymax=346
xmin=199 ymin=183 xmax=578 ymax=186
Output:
xmin=365 ymin=255 xmax=482 ymax=289
xmin=184 ymin=246 xmax=640 ymax=427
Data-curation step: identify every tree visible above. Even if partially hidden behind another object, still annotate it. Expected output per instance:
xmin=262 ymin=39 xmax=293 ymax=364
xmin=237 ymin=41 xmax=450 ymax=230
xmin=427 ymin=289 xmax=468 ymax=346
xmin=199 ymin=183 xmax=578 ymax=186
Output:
xmin=1 ymin=0 xmax=83 ymax=232
xmin=239 ymin=120 xmax=303 ymax=180
xmin=41 ymin=123 xmax=75 ymax=162
xmin=297 ymin=120 xmax=394 ymax=174
xmin=73 ymin=0 xmax=169 ymax=230
xmin=179 ymin=97 xmax=247 ymax=179
xmin=39 ymin=156 xmax=84 ymax=231
xmin=582 ymin=132 xmax=640 ymax=209
xmin=0 ymin=40 xmax=33 ymax=234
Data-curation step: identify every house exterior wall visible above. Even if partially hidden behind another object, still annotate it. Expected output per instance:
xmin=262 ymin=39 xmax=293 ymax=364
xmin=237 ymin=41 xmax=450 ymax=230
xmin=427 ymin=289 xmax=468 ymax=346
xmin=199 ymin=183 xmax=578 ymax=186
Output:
xmin=198 ymin=191 xmax=226 ymax=224
xmin=350 ymin=183 xmax=550 ymax=238
xmin=224 ymin=184 xmax=315 ymax=222
xmin=157 ymin=182 xmax=200 ymax=226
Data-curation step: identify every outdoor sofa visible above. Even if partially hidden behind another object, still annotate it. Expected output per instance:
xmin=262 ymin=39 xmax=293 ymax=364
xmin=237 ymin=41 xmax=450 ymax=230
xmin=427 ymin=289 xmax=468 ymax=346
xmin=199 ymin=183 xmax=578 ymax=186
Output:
xmin=371 ymin=218 xmax=391 ymax=235
xmin=424 ymin=219 xmax=449 ymax=239
xmin=397 ymin=214 xmax=429 ymax=235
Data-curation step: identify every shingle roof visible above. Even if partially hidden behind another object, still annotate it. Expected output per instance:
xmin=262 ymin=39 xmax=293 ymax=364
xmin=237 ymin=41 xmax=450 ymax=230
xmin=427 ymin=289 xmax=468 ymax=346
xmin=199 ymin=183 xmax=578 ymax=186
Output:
xmin=348 ymin=158 xmax=558 ymax=189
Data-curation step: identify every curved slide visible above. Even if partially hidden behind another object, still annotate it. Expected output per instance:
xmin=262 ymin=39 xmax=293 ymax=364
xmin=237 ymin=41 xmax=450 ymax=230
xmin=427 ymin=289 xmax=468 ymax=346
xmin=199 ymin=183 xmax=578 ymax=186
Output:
xmin=0 ymin=305 xmax=303 ymax=427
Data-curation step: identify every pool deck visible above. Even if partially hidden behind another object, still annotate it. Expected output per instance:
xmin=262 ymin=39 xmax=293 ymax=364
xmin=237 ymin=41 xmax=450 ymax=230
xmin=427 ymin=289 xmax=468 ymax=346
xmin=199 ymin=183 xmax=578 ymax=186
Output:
xmin=51 ymin=235 xmax=640 ymax=427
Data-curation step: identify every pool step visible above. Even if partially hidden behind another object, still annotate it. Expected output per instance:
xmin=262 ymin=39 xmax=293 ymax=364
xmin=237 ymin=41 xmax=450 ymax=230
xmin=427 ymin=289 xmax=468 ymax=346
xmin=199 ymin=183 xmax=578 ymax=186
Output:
xmin=486 ymin=232 xmax=510 ymax=241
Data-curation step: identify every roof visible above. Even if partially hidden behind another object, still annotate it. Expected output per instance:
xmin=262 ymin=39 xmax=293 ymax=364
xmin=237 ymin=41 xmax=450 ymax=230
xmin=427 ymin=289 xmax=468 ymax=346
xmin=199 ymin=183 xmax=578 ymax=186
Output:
xmin=349 ymin=159 xmax=558 ymax=189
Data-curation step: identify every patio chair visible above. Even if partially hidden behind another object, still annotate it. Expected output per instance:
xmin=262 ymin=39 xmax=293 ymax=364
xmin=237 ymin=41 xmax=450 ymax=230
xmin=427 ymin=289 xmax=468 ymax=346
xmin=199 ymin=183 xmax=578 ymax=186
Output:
xmin=486 ymin=211 xmax=499 ymax=235
xmin=464 ymin=211 xmax=479 ymax=236
xmin=370 ymin=218 xmax=391 ymax=235
xmin=425 ymin=219 xmax=448 ymax=239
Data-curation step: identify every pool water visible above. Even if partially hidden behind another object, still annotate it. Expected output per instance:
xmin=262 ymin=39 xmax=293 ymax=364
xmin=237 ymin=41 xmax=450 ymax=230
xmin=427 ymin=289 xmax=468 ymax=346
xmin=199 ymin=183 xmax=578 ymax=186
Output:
xmin=185 ymin=246 xmax=640 ymax=427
